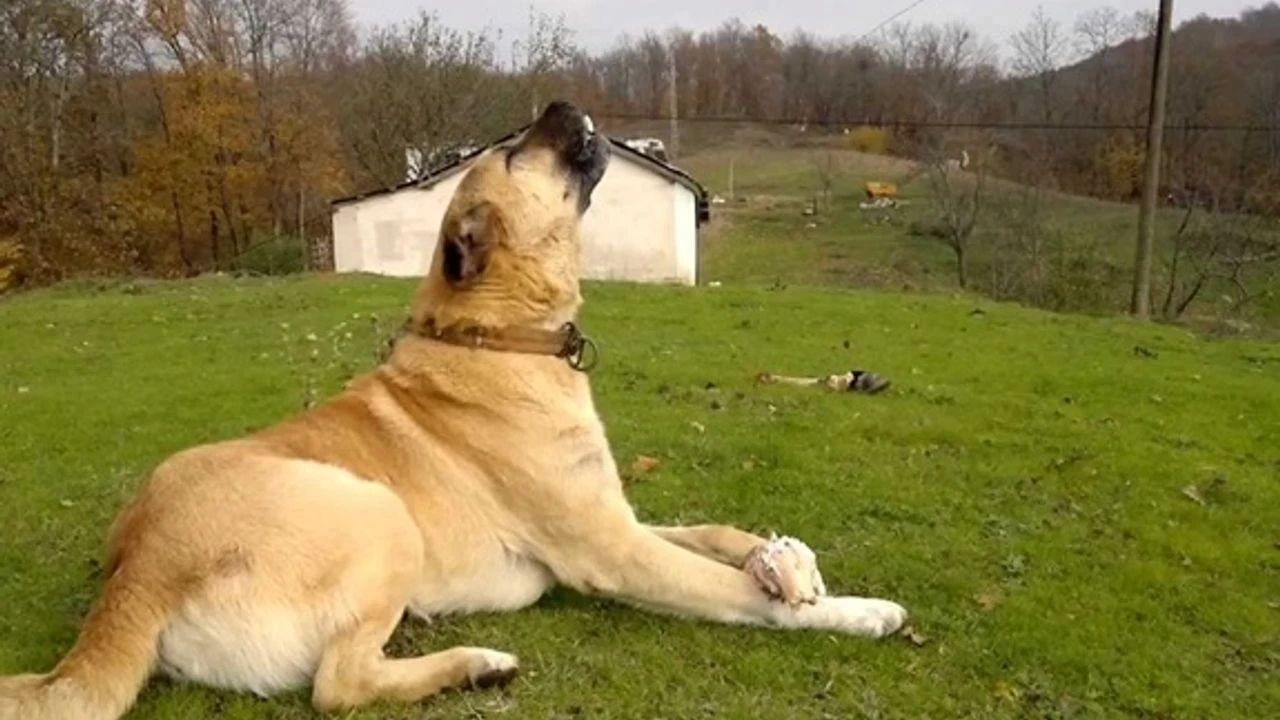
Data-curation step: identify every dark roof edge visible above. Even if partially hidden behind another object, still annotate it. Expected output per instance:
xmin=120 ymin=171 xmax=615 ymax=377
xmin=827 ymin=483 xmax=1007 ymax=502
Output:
xmin=604 ymin=139 xmax=708 ymax=199
xmin=331 ymin=131 xmax=708 ymax=208
xmin=330 ymin=126 xmax=526 ymax=207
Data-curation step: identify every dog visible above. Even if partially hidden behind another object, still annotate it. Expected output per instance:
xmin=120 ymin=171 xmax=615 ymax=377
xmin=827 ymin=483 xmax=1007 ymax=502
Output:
xmin=0 ymin=101 xmax=907 ymax=720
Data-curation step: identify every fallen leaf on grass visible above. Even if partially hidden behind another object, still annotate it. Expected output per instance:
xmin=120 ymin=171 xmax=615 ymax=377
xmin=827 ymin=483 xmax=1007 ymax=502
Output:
xmin=992 ymin=681 xmax=1020 ymax=703
xmin=1181 ymin=485 xmax=1206 ymax=506
xmin=630 ymin=456 xmax=661 ymax=476
xmin=899 ymin=625 xmax=928 ymax=647
xmin=689 ymin=421 xmax=706 ymax=434
xmin=975 ymin=591 xmax=1004 ymax=612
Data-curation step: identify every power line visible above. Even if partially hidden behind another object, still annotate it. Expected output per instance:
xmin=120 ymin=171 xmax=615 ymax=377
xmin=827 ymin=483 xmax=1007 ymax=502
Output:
xmin=596 ymin=112 xmax=1280 ymax=133
xmin=855 ymin=0 xmax=933 ymax=45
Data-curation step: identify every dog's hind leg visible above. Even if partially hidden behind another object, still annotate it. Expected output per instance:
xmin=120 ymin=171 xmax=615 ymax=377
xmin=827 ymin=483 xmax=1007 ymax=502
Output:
xmin=648 ymin=525 xmax=765 ymax=566
xmin=310 ymin=601 xmax=518 ymax=712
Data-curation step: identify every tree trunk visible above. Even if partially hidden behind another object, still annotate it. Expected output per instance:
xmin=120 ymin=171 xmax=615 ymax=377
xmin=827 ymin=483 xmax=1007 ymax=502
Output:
xmin=209 ymin=209 xmax=222 ymax=269
xmin=170 ymin=191 xmax=194 ymax=275
xmin=298 ymin=185 xmax=307 ymax=271
xmin=1161 ymin=205 xmax=1196 ymax=318
xmin=1174 ymin=275 xmax=1207 ymax=318
xmin=49 ymin=76 xmax=70 ymax=172
xmin=1161 ymin=245 xmax=1182 ymax=318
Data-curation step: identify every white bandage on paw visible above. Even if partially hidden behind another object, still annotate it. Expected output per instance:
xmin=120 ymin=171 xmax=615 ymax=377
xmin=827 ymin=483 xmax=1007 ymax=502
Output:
xmin=742 ymin=535 xmax=827 ymax=606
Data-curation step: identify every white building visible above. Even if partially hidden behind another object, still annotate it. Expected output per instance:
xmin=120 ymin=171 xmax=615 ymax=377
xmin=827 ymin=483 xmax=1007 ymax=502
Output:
xmin=331 ymin=133 xmax=710 ymax=285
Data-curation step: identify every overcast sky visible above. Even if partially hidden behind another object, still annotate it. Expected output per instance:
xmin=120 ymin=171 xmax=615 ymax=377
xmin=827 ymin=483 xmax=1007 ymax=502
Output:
xmin=351 ymin=1 xmax=1262 ymax=54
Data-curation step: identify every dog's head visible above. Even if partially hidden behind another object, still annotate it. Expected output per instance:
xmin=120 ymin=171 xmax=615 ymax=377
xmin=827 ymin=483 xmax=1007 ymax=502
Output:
xmin=415 ymin=101 xmax=610 ymax=328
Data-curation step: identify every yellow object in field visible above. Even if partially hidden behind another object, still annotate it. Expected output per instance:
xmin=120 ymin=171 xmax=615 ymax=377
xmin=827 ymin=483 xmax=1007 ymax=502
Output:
xmin=865 ymin=181 xmax=898 ymax=200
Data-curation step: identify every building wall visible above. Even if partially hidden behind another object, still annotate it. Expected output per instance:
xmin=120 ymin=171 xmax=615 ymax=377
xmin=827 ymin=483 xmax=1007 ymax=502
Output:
xmin=672 ymin=181 xmax=698 ymax=284
xmin=578 ymin=156 xmax=691 ymax=284
xmin=332 ymin=178 xmax=463 ymax=277
xmin=332 ymin=153 xmax=698 ymax=285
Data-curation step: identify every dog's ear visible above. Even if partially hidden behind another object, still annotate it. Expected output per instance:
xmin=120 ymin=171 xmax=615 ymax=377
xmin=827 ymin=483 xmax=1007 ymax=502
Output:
xmin=441 ymin=203 xmax=497 ymax=288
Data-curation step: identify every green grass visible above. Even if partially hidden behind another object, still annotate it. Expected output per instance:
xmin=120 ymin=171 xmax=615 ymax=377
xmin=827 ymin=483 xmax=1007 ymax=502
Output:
xmin=684 ymin=147 xmax=1280 ymax=327
xmin=2 ymin=274 xmax=1279 ymax=719
xmin=684 ymin=148 xmax=1141 ymax=287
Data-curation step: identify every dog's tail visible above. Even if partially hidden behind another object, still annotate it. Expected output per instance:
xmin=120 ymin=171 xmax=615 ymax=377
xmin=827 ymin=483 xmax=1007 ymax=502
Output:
xmin=0 ymin=562 xmax=175 ymax=720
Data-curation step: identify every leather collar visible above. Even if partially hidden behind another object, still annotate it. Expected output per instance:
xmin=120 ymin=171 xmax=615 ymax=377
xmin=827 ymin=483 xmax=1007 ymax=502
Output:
xmin=400 ymin=318 xmax=599 ymax=372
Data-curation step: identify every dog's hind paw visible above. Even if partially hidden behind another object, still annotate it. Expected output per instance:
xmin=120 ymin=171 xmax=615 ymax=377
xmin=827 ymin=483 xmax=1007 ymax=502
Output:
xmin=466 ymin=649 xmax=520 ymax=690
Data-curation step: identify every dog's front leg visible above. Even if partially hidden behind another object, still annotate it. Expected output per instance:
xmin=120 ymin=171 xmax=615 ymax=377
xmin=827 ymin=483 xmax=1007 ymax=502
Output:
xmin=541 ymin=518 xmax=907 ymax=638
xmin=648 ymin=524 xmax=766 ymax=566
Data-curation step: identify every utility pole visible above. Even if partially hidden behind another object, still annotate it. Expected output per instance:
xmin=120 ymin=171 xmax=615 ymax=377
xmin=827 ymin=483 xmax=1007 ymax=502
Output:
xmin=527 ymin=3 xmax=539 ymax=122
xmin=1131 ymin=0 xmax=1174 ymax=319
xmin=668 ymin=50 xmax=679 ymax=160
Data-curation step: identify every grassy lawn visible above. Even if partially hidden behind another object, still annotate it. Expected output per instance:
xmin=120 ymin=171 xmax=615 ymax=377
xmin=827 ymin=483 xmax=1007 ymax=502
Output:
xmin=683 ymin=147 xmax=1280 ymax=327
xmin=684 ymin=147 xmax=1142 ymax=293
xmin=2 ymin=274 xmax=1279 ymax=718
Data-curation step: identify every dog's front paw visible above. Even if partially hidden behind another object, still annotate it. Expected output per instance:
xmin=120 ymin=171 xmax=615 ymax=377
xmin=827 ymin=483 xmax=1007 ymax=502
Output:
xmin=742 ymin=536 xmax=827 ymax=606
xmin=792 ymin=597 xmax=908 ymax=638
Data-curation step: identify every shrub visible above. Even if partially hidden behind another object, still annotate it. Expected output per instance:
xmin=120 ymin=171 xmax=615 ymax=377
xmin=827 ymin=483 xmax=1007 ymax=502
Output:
xmin=231 ymin=236 xmax=306 ymax=276
xmin=847 ymin=126 xmax=891 ymax=155
xmin=1094 ymin=133 xmax=1144 ymax=200
xmin=0 ymin=239 xmax=25 ymax=292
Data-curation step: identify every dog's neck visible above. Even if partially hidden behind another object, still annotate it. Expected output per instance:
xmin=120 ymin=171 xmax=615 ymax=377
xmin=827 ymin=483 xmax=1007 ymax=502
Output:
xmin=409 ymin=270 xmax=581 ymax=332
xmin=385 ymin=272 xmax=588 ymax=391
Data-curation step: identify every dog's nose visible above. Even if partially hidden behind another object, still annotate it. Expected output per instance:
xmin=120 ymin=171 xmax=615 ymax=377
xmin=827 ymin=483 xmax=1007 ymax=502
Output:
xmin=524 ymin=100 xmax=606 ymax=175
xmin=520 ymin=100 xmax=609 ymax=211
xmin=528 ymin=101 xmax=593 ymax=152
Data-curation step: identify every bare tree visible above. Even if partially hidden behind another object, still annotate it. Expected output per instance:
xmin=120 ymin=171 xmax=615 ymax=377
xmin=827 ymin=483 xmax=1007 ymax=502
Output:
xmin=811 ymin=151 xmax=841 ymax=212
xmin=1073 ymin=5 xmax=1128 ymax=125
xmin=920 ymin=137 xmax=995 ymax=289
xmin=634 ymin=31 xmax=669 ymax=117
xmin=333 ymin=12 xmax=511 ymax=188
xmin=511 ymin=5 xmax=575 ymax=121
xmin=1160 ymin=184 xmax=1280 ymax=321
xmin=1129 ymin=9 xmax=1159 ymax=39
xmin=1011 ymin=6 xmax=1071 ymax=124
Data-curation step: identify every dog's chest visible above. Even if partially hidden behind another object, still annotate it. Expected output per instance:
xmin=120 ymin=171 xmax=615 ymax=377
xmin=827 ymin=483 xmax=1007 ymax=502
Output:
xmin=548 ymin=411 xmax=619 ymax=482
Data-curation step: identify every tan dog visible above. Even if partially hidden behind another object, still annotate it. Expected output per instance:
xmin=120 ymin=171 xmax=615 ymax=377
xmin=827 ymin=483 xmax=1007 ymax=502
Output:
xmin=0 ymin=101 xmax=907 ymax=720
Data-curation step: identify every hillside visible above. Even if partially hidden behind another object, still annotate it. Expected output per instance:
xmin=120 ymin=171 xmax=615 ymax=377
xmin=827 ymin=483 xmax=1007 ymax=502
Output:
xmin=677 ymin=146 xmax=1280 ymax=330
xmin=1002 ymin=3 xmax=1280 ymax=202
